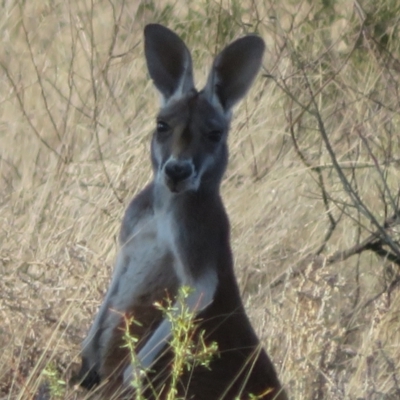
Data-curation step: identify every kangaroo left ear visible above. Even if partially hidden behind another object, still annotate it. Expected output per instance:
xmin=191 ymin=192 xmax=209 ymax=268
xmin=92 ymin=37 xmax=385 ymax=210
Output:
xmin=204 ymin=35 xmax=265 ymax=112
xmin=144 ymin=24 xmax=195 ymax=104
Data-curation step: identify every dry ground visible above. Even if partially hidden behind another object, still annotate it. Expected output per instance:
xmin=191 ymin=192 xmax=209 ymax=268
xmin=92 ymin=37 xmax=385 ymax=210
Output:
xmin=1 ymin=1 xmax=400 ymax=399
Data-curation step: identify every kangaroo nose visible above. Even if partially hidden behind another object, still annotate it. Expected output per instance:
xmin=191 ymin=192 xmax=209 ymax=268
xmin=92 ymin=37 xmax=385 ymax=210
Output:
xmin=164 ymin=161 xmax=193 ymax=183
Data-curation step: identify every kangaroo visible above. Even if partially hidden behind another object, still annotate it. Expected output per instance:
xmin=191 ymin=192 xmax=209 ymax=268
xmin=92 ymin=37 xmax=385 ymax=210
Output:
xmin=78 ymin=24 xmax=287 ymax=400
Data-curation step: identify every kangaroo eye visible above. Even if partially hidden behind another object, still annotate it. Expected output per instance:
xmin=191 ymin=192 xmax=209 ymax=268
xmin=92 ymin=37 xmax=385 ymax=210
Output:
xmin=156 ymin=121 xmax=171 ymax=140
xmin=157 ymin=121 xmax=170 ymax=133
xmin=206 ymin=130 xmax=223 ymax=143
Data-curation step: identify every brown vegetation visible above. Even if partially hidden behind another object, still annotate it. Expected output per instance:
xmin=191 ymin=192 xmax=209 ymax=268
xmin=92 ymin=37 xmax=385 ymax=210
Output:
xmin=1 ymin=0 xmax=400 ymax=399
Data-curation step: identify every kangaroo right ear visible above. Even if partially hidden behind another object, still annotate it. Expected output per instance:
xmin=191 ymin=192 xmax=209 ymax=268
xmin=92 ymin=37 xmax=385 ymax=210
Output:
xmin=144 ymin=24 xmax=195 ymax=103
xmin=204 ymin=35 xmax=265 ymax=112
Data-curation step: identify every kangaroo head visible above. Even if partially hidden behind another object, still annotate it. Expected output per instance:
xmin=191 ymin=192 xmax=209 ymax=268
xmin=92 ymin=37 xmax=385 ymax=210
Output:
xmin=144 ymin=24 xmax=265 ymax=194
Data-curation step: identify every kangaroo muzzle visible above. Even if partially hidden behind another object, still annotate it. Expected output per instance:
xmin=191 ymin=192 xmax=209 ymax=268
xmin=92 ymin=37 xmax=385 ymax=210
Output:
xmin=163 ymin=159 xmax=195 ymax=193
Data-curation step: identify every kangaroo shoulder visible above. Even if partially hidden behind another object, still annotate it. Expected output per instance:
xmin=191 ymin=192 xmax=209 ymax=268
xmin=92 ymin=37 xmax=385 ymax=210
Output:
xmin=119 ymin=183 xmax=154 ymax=245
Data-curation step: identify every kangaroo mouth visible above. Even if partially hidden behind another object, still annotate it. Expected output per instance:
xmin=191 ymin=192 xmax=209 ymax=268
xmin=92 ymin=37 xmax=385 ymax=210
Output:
xmin=164 ymin=176 xmax=197 ymax=194
xmin=165 ymin=178 xmax=187 ymax=193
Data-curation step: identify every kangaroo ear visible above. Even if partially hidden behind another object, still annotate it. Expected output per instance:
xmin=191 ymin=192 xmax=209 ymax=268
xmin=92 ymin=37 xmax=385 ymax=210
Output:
xmin=144 ymin=24 xmax=195 ymax=103
xmin=204 ymin=35 xmax=265 ymax=112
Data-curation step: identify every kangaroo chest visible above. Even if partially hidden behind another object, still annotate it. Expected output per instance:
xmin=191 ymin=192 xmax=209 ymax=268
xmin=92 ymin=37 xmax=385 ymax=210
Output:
xmin=114 ymin=208 xmax=183 ymax=311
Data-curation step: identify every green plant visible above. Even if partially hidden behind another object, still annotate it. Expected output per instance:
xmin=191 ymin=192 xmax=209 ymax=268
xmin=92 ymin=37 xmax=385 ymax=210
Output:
xmin=122 ymin=316 xmax=146 ymax=400
xmin=156 ymin=286 xmax=218 ymax=400
xmin=40 ymin=363 xmax=66 ymax=399
xmin=122 ymin=286 xmax=218 ymax=400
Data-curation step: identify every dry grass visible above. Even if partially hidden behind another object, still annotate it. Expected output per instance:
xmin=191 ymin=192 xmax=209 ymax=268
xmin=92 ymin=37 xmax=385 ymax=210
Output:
xmin=1 ymin=0 xmax=400 ymax=399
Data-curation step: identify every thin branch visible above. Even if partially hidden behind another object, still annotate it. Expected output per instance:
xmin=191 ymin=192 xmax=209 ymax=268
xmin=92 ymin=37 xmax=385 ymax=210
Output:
xmin=327 ymin=213 xmax=400 ymax=266
xmin=19 ymin=6 xmax=62 ymax=144
xmin=88 ymin=0 xmax=123 ymax=204
xmin=0 ymin=62 xmax=63 ymax=161
xmin=300 ymin=65 xmax=400 ymax=259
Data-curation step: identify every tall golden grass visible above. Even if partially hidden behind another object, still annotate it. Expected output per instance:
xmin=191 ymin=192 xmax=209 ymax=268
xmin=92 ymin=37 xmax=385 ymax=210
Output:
xmin=1 ymin=0 xmax=400 ymax=398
